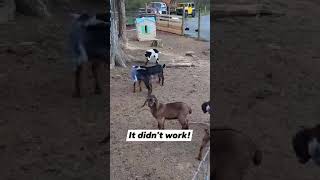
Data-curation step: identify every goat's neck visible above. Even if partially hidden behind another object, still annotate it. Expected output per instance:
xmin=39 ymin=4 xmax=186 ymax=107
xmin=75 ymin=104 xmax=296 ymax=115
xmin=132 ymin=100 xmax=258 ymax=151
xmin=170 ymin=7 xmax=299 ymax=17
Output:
xmin=150 ymin=102 xmax=161 ymax=118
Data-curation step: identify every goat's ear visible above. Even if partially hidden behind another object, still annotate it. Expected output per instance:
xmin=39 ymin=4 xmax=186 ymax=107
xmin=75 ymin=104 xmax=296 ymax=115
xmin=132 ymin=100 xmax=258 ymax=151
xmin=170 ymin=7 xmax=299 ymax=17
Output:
xmin=141 ymin=99 xmax=148 ymax=108
xmin=204 ymin=128 xmax=209 ymax=134
xmin=201 ymin=102 xmax=207 ymax=113
xmin=292 ymin=130 xmax=311 ymax=164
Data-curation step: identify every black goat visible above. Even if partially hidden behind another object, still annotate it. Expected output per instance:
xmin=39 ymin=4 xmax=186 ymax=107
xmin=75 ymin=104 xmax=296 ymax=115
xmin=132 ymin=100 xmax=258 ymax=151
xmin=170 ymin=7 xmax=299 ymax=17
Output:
xmin=292 ymin=124 xmax=320 ymax=166
xmin=69 ymin=12 xmax=110 ymax=97
xmin=131 ymin=64 xmax=165 ymax=94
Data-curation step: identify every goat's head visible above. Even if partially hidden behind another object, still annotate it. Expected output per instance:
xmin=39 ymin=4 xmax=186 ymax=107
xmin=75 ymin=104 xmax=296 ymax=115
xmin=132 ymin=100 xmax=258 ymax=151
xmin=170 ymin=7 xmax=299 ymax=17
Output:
xmin=201 ymin=101 xmax=210 ymax=113
xmin=292 ymin=128 xmax=312 ymax=164
xmin=141 ymin=95 xmax=158 ymax=108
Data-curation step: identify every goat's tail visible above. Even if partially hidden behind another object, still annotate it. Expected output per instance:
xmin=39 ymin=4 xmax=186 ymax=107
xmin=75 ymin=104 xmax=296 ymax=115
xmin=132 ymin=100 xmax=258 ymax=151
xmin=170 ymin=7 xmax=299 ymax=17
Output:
xmin=253 ymin=149 xmax=263 ymax=166
xmin=189 ymin=106 xmax=192 ymax=114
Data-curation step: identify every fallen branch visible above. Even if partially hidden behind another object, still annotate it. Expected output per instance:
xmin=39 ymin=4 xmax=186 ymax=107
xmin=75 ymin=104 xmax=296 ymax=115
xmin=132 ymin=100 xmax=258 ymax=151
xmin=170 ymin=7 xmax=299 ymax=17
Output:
xmin=166 ymin=63 xmax=195 ymax=68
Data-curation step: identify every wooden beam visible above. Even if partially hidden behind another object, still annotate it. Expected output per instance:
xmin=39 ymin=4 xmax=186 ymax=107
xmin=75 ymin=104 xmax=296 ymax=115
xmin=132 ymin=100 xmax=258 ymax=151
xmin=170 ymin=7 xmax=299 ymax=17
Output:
xmin=157 ymin=26 xmax=183 ymax=35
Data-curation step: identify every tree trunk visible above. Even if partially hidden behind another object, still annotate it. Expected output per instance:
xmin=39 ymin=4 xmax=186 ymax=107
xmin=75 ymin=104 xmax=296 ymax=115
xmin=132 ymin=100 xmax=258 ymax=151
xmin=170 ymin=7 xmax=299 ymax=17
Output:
xmin=117 ymin=0 xmax=127 ymax=48
xmin=110 ymin=0 xmax=127 ymax=68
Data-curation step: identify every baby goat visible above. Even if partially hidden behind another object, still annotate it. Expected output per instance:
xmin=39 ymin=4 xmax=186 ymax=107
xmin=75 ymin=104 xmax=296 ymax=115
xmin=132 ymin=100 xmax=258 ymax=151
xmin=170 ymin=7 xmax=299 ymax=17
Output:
xmin=205 ymin=128 xmax=262 ymax=180
xmin=69 ymin=12 xmax=110 ymax=97
xmin=141 ymin=95 xmax=192 ymax=129
xmin=292 ymin=124 xmax=320 ymax=166
xmin=145 ymin=49 xmax=161 ymax=65
xmin=131 ymin=64 xmax=165 ymax=94
xmin=131 ymin=66 xmax=152 ymax=94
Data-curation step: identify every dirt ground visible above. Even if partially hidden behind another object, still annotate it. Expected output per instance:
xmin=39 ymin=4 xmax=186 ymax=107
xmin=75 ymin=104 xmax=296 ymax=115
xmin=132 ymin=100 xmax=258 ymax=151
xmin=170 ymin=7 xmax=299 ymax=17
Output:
xmin=0 ymin=1 xmax=108 ymax=180
xmin=110 ymin=31 xmax=210 ymax=179
xmin=213 ymin=0 xmax=320 ymax=179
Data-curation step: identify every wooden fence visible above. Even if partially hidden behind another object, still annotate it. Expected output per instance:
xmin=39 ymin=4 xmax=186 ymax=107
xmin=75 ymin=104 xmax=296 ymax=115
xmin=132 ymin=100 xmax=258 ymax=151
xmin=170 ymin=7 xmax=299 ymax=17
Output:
xmin=156 ymin=14 xmax=184 ymax=35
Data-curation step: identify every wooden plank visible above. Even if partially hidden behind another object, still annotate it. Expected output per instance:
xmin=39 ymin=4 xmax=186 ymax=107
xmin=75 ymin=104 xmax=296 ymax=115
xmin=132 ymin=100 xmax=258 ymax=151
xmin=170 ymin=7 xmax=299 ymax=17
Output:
xmin=156 ymin=14 xmax=182 ymax=19
xmin=168 ymin=23 xmax=183 ymax=30
xmin=157 ymin=26 xmax=183 ymax=35
xmin=157 ymin=21 xmax=182 ymax=27
xmin=157 ymin=21 xmax=169 ymax=27
xmin=166 ymin=63 xmax=195 ymax=68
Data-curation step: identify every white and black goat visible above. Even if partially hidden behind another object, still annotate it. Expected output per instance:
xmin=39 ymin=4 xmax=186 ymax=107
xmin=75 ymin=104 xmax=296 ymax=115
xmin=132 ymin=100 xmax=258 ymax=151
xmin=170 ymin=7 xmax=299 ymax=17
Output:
xmin=145 ymin=49 xmax=161 ymax=65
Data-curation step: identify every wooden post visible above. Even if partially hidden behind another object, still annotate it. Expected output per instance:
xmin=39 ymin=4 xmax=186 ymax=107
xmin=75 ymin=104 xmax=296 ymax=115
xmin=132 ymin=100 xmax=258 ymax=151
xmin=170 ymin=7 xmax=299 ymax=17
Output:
xmin=145 ymin=3 xmax=147 ymax=13
xmin=197 ymin=7 xmax=201 ymax=39
xmin=182 ymin=5 xmax=185 ymax=35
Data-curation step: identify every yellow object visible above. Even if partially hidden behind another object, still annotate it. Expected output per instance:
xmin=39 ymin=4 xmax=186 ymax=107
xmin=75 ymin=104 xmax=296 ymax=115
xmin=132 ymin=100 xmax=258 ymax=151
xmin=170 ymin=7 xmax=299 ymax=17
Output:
xmin=176 ymin=2 xmax=195 ymax=17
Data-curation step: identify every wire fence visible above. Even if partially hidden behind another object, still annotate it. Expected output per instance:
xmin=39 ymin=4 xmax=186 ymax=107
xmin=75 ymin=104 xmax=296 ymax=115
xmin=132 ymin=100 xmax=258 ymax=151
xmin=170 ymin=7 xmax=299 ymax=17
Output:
xmin=191 ymin=147 xmax=210 ymax=180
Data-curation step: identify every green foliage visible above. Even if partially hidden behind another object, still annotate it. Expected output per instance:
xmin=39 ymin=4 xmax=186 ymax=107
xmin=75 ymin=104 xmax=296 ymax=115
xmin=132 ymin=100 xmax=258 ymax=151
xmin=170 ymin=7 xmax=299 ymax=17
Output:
xmin=125 ymin=0 xmax=153 ymax=11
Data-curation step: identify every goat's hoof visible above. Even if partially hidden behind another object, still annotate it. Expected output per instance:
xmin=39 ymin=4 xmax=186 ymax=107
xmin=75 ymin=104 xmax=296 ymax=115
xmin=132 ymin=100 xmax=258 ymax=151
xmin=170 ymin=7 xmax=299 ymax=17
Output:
xmin=196 ymin=157 xmax=201 ymax=161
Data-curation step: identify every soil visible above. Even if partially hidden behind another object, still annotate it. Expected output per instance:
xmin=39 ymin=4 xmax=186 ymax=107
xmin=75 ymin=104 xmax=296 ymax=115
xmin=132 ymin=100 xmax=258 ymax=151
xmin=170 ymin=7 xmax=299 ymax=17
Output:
xmin=110 ymin=31 xmax=210 ymax=179
xmin=213 ymin=0 xmax=320 ymax=179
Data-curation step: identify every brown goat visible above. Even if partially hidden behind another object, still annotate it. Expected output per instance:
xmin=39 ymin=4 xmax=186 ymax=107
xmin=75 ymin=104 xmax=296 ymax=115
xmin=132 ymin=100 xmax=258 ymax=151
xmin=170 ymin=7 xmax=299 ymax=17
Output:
xmin=141 ymin=95 xmax=192 ymax=129
xmin=198 ymin=127 xmax=262 ymax=180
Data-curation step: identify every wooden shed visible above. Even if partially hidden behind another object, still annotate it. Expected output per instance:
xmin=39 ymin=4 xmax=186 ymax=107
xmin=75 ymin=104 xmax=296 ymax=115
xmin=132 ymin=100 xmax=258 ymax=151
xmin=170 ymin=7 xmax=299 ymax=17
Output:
xmin=135 ymin=16 xmax=156 ymax=41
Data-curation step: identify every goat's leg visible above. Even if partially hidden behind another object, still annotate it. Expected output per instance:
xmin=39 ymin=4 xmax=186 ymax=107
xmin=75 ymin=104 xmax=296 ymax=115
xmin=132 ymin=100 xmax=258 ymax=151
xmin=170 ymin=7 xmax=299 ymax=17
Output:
xmin=138 ymin=80 xmax=142 ymax=92
xmin=133 ymin=82 xmax=136 ymax=93
xmin=73 ymin=64 xmax=82 ymax=98
xmin=148 ymin=82 xmax=152 ymax=95
xmin=157 ymin=118 xmax=165 ymax=129
xmin=161 ymin=73 xmax=164 ymax=86
xmin=143 ymin=78 xmax=152 ymax=95
xmin=92 ymin=62 xmax=101 ymax=94
xmin=178 ymin=115 xmax=189 ymax=129
xmin=197 ymin=132 xmax=210 ymax=160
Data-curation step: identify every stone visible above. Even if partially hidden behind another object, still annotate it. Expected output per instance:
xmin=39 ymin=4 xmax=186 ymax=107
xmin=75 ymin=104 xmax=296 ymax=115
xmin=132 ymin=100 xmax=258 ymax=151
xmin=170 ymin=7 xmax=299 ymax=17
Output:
xmin=185 ymin=51 xmax=195 ymax=56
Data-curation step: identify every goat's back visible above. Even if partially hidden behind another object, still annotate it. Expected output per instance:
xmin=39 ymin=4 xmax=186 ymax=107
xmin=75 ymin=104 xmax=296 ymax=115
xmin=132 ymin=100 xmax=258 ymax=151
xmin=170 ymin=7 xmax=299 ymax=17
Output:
xmin=212 ymin=128 xmax=261 ymax=180
xmin=143 ymin=64 xmax=165 ymax=75
xmin=84 ymin=23 xmax=110 ymax=59
xmin=160 ymin=102 xmax=191 ymax=119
